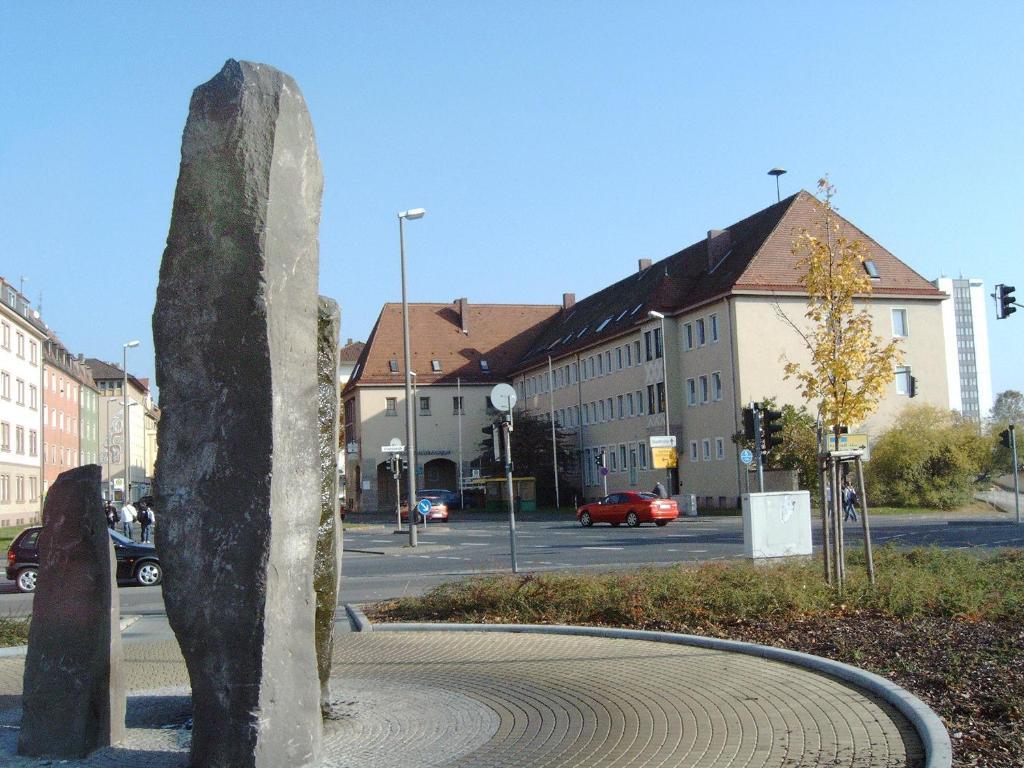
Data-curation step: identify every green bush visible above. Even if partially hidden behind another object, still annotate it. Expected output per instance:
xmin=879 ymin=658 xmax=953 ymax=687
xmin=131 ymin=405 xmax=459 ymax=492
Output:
xmin=865 ymin=405 xmax=989 ymax=509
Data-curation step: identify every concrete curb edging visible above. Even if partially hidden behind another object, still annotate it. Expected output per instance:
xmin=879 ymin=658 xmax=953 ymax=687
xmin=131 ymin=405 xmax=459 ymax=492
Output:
xmin=343 ymin=604 xmax=951 ymax=768
xmin=0 ymin=615 xmax=145 ymax=658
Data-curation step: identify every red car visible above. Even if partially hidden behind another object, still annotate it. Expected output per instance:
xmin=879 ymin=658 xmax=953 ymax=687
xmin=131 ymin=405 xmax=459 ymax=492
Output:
xmin=576 ymin=492 xmax=679 ymax=528
xmin=399 ymin=496 xmax=449 ymax=522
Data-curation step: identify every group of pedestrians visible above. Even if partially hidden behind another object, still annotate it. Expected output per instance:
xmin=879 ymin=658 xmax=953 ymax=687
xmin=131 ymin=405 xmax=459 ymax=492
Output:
xmin=104 ymin=499 xmax=156 ymax=543
xmin=825 ymin=480 xmax=860 ymax=522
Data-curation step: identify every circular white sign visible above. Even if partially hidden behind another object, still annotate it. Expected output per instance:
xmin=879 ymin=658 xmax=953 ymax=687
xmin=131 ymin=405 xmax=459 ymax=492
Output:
xmin=389 ymin=437 xmax=404 ymax=448
xmin=489 ymin=383 xmax=517 ymax=412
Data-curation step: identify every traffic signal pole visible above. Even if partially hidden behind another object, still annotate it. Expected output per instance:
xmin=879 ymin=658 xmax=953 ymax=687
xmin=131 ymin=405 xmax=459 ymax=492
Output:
xmin=1011 ymin=424 xmax=1020 ymax=524
xmin=503 ymin=416 xmax=519 ymax=573
xmin=752 ymin=404 xmax=765 ymax=492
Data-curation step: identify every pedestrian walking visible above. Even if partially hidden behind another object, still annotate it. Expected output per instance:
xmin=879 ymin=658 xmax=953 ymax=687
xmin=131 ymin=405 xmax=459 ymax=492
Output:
xmin=138 ymin=501 xmax=154 ymax=544
xmin=120 ymin=500 xmax=137 ymax=540
xmin=842 ymin=481 xmax=858 ymax=522
xmin=105 ymin=501 xmax=117 ymax=530
xmin=652 ymin=481 xmax=667 ymax=499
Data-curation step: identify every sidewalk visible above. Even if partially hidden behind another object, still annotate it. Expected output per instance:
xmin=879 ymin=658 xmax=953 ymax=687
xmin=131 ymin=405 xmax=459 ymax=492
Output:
xmin=0 ymin=612 xmax=946 ymax=767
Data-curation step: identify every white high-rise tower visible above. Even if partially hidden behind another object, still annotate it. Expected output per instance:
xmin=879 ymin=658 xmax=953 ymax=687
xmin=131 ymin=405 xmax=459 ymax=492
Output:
xmin=933 ymin=277 xmax=994 ymax=420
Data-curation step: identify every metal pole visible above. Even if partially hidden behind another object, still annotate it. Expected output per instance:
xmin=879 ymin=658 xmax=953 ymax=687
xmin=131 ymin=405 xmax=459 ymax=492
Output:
xmin=601 ymin=452 xmax=608 ymax=497
xmin=399 ymin=214 xmax=417 ymax=547
xmin=659 ymin=316 xmax=672 ymax=493
xmin=753 ymin=404 xmax=764 ymax=492
xmin=832 ymin=457 xmax=844 ymax=594
xmin=1011 ymin=424 xmax=1020 ymax=524
xmin=855 ymin=455 xmax=875 ymax=585
xmin=394 ymin=459 xmax=401 ymax=532
xmin=503 ymin=417 xmax=518 ymax=573
xmin=819 ymin=455 xmax=832 ymax=585
xmin=123 ymin=346 xmax=130 ymax=503
xmin=548 ymin=356 xmax=560 ymax=508
xmin=457 ymin=377 xmax=464 ymax=511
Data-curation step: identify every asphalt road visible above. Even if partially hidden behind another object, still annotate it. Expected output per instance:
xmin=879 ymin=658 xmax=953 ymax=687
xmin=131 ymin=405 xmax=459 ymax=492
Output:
xmin=1 ymin=510 xmax=1021 ymax=619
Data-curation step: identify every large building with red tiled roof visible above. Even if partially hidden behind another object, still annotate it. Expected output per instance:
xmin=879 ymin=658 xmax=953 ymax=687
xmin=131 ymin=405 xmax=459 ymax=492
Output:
xmin=345 ymin=191 xmax=951 ymax=511
xmin=342 ymin=300 xmax=560 ymax=511
xmin=513 ymin=191 xmax=949 ymax=507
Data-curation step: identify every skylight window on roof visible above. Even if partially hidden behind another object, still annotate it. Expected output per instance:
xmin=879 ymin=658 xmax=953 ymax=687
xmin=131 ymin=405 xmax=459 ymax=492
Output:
xmin=630 ymin=303 xmax=644 ymax=315
xmin=576 ymin=326 xmax=589 ymax=338
xmin=562 ymin=333 xmax=574 ymax=344
xmin=595 ymin=316 xmax=612 ymax=333
xmin=431 ymin=359 xmax=442 ymax=372
xmin=388 ymin=359 xmax=399 ymax=373
xmin=352 ymin=363 xmax=361 ymax=377
xmin=615 ymin=308 xmax=629 ymax=322
xmin=864 ymin=260 xmax=880 ymax=279
xmin=479 ymin=359 xmax=490 ymax=372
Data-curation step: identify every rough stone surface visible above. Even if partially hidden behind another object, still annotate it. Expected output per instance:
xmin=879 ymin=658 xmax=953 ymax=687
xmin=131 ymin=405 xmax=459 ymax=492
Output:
xmin=18 ymin=464 xmax=125 ymax=758
xmin=153 ymin=58 xmax=323 ymax=768
xmin=315 ymin=296 xmax=342 ymax=713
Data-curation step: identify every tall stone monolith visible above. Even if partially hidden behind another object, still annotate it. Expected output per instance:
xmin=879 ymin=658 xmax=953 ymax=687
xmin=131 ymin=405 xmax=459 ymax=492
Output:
xmin=19 ymin=464 xmax=125 ymax=758
xmin=315 ymin=296 xmax=342 ymax=714
xmin=153 ymin=59 xmax=323 ymax=768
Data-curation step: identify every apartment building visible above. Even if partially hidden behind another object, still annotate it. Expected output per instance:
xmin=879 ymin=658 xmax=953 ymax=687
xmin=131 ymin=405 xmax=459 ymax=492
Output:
xmin=342 ymin=299 xmax=559 ymax=511
xmin=41 ymin=335 xmax=98 ymax=497
xmin=0 ymin=278 xmax=44 ymax=525
xmin=932 ymin=277 xmax=993 ymax=421
xmin=84 ymin=358 xmax=158 ymax=502
xmin=513 ymin=191 xmax=949 ymax=506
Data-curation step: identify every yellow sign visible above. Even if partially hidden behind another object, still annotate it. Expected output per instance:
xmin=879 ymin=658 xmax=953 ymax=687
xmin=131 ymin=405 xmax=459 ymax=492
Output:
xmin=827 ymin=433 xmax=868 ymax=451
xmin=651 ymin=447 xmax=677 ymax=469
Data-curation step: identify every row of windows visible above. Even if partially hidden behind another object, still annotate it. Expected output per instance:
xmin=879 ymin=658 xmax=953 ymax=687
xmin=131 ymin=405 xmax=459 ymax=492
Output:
xmin=43 ymin=443 xmax=80 ymax=466
xmin=385 ymin=395 xmax=493 ymax=417
xmin=41 ymin=405 xmax=82 ymax=435
xmin=686 ymin=372 xmax=724 ymax=406
xmin=0 ymin=323 xmax=38 ymax=365
xmin=582 ymin=443 xmax=650 ymax=487
xmin=682 ymin=313 xmax=720 ymax=350
xmin=0 ymin=423 xmax=37 ymax=456
xmin=0 ymin=371 xmax=38 ymax=409
xmin=688 ymin=437 xmax=727 ymax=462
xmin=0 ymin=473 xmax=37 ymax=504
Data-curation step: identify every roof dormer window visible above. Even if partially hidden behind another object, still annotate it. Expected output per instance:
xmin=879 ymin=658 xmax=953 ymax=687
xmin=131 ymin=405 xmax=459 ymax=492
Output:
xmin=863 ymin=259 xmax=880 ymax=279
xmin=388 ymin=359 xmax=399 ymax=373
xmin=479 ymin=359 xmax=490 ymax=372
xmin=596 ymin=316 xmax=613 ymax=333
xmin=431 ymin=359 xmax=442 ymax=372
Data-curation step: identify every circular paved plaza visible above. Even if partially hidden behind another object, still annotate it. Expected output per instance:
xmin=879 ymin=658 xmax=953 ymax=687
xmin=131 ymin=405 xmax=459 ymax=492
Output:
xmin=0 ymin=630 xmax=924 ymax=766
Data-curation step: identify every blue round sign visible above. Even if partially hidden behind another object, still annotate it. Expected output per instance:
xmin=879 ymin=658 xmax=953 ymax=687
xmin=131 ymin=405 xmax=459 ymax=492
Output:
xmin=416 ymin=498 xmax=432 ymax=517
xmin=740 ymin=448 xmax=754 ymax=465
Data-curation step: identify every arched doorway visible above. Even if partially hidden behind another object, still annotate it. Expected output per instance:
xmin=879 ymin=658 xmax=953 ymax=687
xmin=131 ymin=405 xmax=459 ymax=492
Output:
xmin=423 ymin=458 xmax=457 ymax=491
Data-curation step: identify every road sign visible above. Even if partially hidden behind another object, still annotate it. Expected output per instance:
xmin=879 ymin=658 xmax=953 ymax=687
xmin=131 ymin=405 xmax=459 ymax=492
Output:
xmin=599 ymin=466 xmax=609 ymax=477
xmin=740 ymin=448 xmax=754 ymax=465
xmin=651 ymin=447 xmax=677 ymax=469
xmin=826 ymin=433 xmax=868 ymax=452
xmin=416 ymin=498 xmax=432 ymax=517
xmin=389 ymin=437 xmax=403 ymax=447
xmin=489 ymin=383 xmax=517 ymax=412
xmin=649 ymin=435 xmax=677 ymax=449
xmin=381 ymin=444 xmax=405 ymax=453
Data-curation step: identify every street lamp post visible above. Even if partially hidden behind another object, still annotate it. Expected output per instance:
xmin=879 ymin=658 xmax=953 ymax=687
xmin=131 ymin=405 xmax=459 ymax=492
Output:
xmin=648 ymin=311 xmax=673 ymax=494
xmin=123 ymin=340 xmax=140 ymax=502
xmin=398 ymin=208 xmax=426 ymax=547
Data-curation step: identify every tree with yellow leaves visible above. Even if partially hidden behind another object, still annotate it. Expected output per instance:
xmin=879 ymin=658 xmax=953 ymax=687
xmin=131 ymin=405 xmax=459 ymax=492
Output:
xmin=782 ymin=178 xmax=903 ymax=438
xmin=780 ymin=177 xmax=903 ymax=590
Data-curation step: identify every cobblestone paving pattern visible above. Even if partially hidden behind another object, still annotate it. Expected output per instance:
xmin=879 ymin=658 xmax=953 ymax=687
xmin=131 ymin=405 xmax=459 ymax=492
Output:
xmin=0 ymin=631 xmax=924 ymax=767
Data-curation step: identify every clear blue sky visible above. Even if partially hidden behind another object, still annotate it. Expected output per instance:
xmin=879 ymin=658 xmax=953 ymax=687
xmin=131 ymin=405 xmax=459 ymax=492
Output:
xmin=2 ymin=2 xmax=1021 ymax=398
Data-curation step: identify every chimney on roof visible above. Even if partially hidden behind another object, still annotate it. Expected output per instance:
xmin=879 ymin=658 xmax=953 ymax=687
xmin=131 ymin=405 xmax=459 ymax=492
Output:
xmin=638 ymin=258 xmax=652 ymax=273
xmin=457 ymin=297 xmax=469 ymax=334
xmin=562 ymin=293 xmax=576 ymax=311
xmin=346 ymin=337 xmax=352 ymax=346
xmin=707 ymin=229 xmax=731 ymax=270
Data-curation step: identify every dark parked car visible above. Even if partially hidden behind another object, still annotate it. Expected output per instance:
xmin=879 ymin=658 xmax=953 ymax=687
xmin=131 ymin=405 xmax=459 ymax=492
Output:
xmin=6 ymin=526 xmax=163 ymax=593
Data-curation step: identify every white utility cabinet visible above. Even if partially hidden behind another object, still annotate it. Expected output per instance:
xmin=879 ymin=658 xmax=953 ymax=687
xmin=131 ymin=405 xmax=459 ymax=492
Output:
xmin=741 ymin=491 xmax=812 ymax=559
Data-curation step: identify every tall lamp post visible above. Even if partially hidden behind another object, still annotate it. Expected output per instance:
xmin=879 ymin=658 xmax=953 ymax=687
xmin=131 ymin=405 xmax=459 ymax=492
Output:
xmin=398 ymin=208 xmax=426 ymax=547
xmin=123 ymin=340 xmax=140 ymax=502
xmin=768 ymin=167 xmax=787 ymax=202
xmin=648 ymin=311 xmax=672 ymax=493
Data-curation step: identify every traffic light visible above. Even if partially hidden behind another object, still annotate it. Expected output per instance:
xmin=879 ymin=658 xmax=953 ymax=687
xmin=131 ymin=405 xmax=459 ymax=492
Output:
xmin=742 ymin=407 xmax=756 ymax=440
xmin=595 ymin=450 xmax=606 ymax=468
xmin=482 ymin=423 xmax=501 ymax=461
xmin=762 ymin=409 xmax=784 ymax=452
xmin=996 ymin=284 xmax=1017 ymax=319
xmin=1001 ymin=428 xmax=1014 ymax=449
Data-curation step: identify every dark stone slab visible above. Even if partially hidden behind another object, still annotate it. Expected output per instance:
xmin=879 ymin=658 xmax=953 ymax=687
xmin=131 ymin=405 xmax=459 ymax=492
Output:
xmin=19 ymin=464 xmax=125 ymax=758
xmin=315 ymin=296 xmax=342 ymax=714
xmin=153 ymin=59 xmax=323 ymax=768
